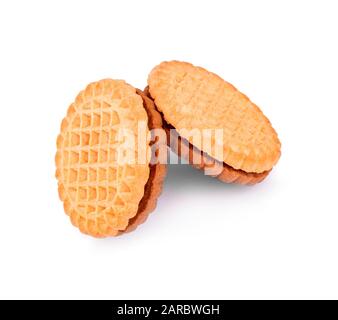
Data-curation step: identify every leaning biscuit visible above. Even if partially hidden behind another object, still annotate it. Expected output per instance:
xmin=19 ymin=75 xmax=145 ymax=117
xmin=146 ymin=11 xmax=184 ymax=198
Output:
xmin=55 ymin=80 xmax=166 ymax=237
xmin=147 ymin=61 xmax=281 ymax=184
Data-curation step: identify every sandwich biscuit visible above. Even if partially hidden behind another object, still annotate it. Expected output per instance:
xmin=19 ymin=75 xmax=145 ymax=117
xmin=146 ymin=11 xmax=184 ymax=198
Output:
xmin=56 ymin=79 xmax=166 ymax=237
xmin=147 ymin=61 xmax=281 ymax=184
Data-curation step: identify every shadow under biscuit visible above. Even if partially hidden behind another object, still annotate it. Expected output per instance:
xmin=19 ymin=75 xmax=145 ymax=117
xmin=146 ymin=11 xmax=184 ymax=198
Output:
xmin=164 ymin=161 xmax=249 ymax=192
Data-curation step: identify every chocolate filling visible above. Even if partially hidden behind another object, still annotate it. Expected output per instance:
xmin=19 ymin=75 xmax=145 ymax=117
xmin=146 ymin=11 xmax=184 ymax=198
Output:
xmin=122 ymin=90 xmax=166 ymax=234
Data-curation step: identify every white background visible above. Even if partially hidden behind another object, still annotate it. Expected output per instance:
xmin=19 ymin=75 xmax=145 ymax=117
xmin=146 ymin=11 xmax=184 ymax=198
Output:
xmin=0 ymin=0 xmax=337 ymax=299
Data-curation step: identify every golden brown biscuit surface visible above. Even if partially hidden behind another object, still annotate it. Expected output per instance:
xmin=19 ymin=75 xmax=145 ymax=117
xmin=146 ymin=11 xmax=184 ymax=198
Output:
xmin=56 ymin=80 xmax=166 ymax=237
xmin=148 ymin=61 xmax=281 ymax=174
xmin=144 ymin=86 xmax=269 ymax=185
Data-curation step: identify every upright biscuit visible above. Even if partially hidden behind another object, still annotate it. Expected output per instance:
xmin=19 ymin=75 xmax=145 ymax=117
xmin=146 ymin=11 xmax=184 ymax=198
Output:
xmin=55 ymin=80 xmax=166 ymax=237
